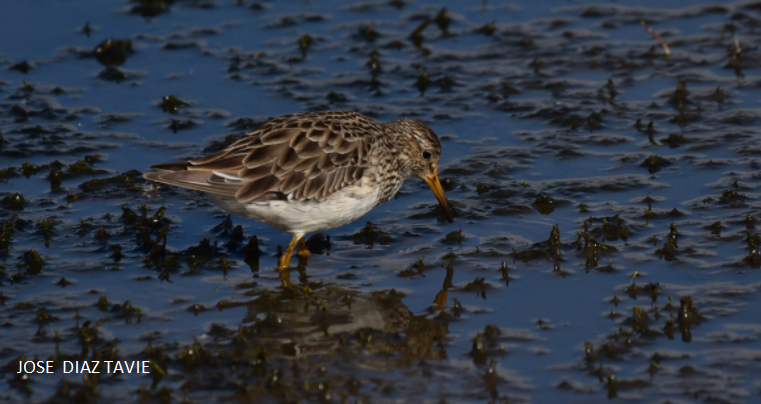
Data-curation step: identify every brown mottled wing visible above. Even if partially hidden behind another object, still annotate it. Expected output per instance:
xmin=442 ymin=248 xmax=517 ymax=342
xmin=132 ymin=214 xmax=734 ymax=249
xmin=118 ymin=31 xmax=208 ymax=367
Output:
xmin=145 ymin=111 xmax=379 ymax=203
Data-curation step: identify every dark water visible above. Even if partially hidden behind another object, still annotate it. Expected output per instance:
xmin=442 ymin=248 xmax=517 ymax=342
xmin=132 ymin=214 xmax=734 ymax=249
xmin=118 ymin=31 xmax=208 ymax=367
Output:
xmin=2 ymin=0 xmax=761 ymax=403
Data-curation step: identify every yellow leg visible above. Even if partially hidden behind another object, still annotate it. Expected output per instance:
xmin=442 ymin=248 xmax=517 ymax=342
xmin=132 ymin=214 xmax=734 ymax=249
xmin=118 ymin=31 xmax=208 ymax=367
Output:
xmin=278 ymin=268 xmax=293 ymax=288
xmin=278 ymin=234 xmax=300 ymax=270
xmin=278 ymin=234 xmax=301 ymax=287
xmin=297 ymin=236 xmax=311 ymax=258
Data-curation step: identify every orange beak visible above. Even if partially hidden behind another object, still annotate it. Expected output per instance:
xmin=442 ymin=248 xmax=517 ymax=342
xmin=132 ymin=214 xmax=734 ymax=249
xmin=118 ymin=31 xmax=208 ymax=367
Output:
xmin=424 ymin=171 xmax=454 ymax=223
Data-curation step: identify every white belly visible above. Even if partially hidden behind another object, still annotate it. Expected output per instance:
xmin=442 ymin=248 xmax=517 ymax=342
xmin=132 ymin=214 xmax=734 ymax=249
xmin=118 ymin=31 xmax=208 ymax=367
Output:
xmin=209 ymin=185 xmax=381 ymax=234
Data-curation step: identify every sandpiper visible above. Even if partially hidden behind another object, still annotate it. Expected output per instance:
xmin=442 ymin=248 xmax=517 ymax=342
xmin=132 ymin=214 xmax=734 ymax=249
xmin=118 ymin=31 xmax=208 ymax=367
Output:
xmin=144 ymin=110 xmax=454 ymax=283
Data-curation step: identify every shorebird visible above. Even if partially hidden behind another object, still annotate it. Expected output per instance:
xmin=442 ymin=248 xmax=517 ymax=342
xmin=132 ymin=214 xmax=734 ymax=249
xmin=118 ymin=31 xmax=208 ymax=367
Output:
xmin=144 ymin=110 xmax=453 ymax=284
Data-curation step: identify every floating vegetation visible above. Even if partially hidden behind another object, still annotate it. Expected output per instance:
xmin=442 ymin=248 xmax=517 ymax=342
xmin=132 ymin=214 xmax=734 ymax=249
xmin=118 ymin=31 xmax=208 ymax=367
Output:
xmin=587 ymin=215 xmax=631 ymax=242
xmin=351 ymin=221 xmax=392 ymax=248
xmin=510 ymin=225 xmax=569 ymax=263
xmin=8 ymin=60 xmax=33 ymax=74
xmin=1 ymin=192 xmax=26 ymax=210
xmin=442 ymin=229 xmax=463 ymax=244
xmin=357 ymin=23 xmax=379 ymax=42
xmin=415 ymin=67 xmax=430 ymax=95
xmin=398 ymin=256 xmax=428 ymax=278
xmin=433 ymin=8 xmax=451 ymax=35
xmin=80 ymin=22 xmax=94 ymax=37
xmin=78 ymin=170 xmax=143 ymax=194
xmin=409 ymin=18 xmax=430 ymax=48
xmin=94 ymin=226 xmax=110 ymax=242
xmin=66 ymin=159 xmax=100 ymax=176
xmin=168 ymin=118 xmax=197 ymax=133
xmin=93 ymin=38 xmax=134 ymax=66
xmin=21 ymin=162 xmax=39 ymax=178
xmin=718 ymin=189 xmax=746 ymax=205
xmin=129 ymin=0 xmax=174 ymax=17
xmin=304 ymin=233 xmax=329 ymax=255
xmin=656 ymin=223 xmax=679 ymax=261
xmin=38 ymin=218 xmax=54 ymax=248
xmin=475 ymin=22 xmax=496 ymax=36
xmin=661 ymin=133 xmax=687 ymax=148
xmin=297 ymin=34 xmax=313 ymax=58
xmin=533 ymin=194 xmax=557 ymax=215
xmin=23 ymin=249 xmax=44 ymax=274
xmin=640 ymin=154 xmax=671 ymax=174
xmin=160 ymin=95 xmax=190 ymax=114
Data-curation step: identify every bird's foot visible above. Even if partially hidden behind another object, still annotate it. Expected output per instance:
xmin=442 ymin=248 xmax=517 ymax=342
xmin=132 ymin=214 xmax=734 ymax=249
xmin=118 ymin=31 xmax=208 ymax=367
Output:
xmin=278 ymin=267 xmax=294 ymax=288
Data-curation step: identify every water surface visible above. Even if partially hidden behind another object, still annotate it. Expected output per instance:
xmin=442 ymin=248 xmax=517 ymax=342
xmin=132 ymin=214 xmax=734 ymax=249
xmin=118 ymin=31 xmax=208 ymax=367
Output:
xmin=1 ymin=0 xmax=761 ymax=403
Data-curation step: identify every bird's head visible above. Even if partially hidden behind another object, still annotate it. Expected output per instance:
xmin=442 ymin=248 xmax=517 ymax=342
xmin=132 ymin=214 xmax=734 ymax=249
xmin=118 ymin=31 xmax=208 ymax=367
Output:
xmin=387 ymin=119 xmax=454 ymax=223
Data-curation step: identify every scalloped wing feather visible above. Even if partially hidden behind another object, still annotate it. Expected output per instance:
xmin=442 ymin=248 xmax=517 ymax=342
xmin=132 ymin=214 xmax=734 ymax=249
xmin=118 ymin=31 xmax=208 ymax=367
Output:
xmin=145 ymin=111 xmax=380 ymax=204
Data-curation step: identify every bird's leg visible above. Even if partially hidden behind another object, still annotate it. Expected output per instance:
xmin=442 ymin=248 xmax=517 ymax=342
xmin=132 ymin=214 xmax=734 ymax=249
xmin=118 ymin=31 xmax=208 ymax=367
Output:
xmin=278 ymin=267 xmax=293 ymax=288
xmin=278 ymin=234 xmax=299 ymax=269
xmin=278 ymin=234 xmax=300 ymax=287
xmin=296 ymin=236 xmax=311 ymax=258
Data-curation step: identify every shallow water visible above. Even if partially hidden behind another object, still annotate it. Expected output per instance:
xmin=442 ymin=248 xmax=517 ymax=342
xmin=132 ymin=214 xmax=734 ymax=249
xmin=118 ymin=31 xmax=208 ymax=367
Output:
xmin=2 ymin=0 xmax=761 ymax=403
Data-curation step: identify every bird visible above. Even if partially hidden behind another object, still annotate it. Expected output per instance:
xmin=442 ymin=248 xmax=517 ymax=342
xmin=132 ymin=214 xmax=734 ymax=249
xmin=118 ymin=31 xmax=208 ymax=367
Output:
xmin=144 ymin=110 xmax=454 ymax=285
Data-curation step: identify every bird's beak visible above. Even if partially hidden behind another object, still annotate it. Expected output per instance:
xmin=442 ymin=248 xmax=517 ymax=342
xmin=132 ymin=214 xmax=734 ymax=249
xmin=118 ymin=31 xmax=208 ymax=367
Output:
xmin=424 ymin=171 xmax=454 ymax=223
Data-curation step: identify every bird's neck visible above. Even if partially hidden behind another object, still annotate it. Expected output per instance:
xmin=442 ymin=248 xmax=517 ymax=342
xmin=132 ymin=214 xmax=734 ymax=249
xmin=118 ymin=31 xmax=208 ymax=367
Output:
xmin=379 ymin=121 xmax=415 ymax=173
xmin=372 ymin=122 xmax=414 ymax=203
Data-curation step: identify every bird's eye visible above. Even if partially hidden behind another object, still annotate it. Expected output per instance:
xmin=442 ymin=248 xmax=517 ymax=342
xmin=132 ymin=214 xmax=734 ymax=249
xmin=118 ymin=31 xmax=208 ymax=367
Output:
xmin=422 ymin=151 xmax=432 ymax=160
